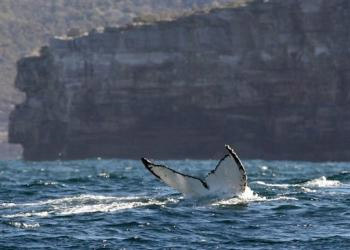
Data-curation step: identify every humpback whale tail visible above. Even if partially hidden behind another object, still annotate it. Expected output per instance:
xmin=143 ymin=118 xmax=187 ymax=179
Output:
xmin=141 ymin=145 xmax=247 ymax=198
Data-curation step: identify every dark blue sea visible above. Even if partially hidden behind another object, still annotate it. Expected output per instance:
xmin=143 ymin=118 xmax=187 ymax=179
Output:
xmin=1 ymin=158 xmax=350 ymax=249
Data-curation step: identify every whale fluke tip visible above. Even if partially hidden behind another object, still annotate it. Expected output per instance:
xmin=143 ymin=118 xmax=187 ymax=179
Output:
xmin=141 ymin=158 xmax=151 ymax=166
xmin=225 ymin=144 xmax=235 ymax=153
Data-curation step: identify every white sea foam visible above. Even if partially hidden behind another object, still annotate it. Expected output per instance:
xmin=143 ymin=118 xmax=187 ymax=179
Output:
xmin=254 ymin=176 xmax=341 ymax=189
xmin=260 ymin=166 xmax=269 ymax=171
xmin=1 ymin=194 xmax=170 ymax=219
xmin=213 ymin=187 xmax=266 ymax=205
xmin=267 ymin=196 xmax=298 ymax=201
xmin=98 ymin=172 xmax=110 ymax=178
xmin=301 ymin=187 xmax=316 ymax=193
xmin=254 ymin=181 xmax=291 ymax=188
xmin=21 ymin=194 xmax=123 ymax=207
xmin=303 ymin=176 xmax=341 ymax=188
xmin=3 ymin=211 xmax=50 ymax=218
xmin=212 ymin=186 xmax=298 ymax=206
xmin=9 ymin=221 xmax=40 ymax=229
xmin=58 ymin=199 xmax=166 ymax=216
xmin=0 ymin=202 xmax=16 ymax=208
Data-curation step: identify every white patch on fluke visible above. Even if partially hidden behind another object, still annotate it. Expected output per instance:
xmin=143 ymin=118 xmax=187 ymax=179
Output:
xmin=141 ymin=145 xmax=247 ymax=198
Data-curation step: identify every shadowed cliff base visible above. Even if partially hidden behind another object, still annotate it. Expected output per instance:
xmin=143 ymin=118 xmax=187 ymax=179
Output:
xmin=9 ymin=0 xmax=350 ymax=161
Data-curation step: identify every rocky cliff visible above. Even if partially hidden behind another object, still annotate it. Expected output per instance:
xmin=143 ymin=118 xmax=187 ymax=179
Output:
xmin=9 ymin=0 xmax=350 ymax=161
xmin=0 ymin=0 xmax=233 ymax=159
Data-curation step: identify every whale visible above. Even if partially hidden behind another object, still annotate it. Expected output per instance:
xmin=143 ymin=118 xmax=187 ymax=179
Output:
xmin=141 ymin=145 xmax=247 ymax=198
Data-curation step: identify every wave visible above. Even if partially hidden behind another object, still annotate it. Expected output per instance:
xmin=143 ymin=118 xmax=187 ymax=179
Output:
xmin=1 ymin=175 xmax=342 ymax=219
xmin=8 ymin=221 xmax=40 ymax=229
xmin=212 ymin=187 xmax=298 ymax=206
xmin=254 ymin=181 xmax=291 ymax=189
xmin=328 ymin=171 xmax=350 ymax=182
xmin=212 ymin=187 xmax=266 ymax=205
xmin=303 ymin=176 xmax=341 ymax=188
xmin=1 ymin=188 xmax=297 ymax=219
xmin=21 ymin=180 xmax=63 ymax=188
xmin=254 ymin=176 xmax=341 ymax=189
xmin=3 ymin=211 xmax=51 ymax=218
xmin=1 ymin=194 xmax=176 ymax=219
xmin=0 ymin=202 xmax=16 ymax=208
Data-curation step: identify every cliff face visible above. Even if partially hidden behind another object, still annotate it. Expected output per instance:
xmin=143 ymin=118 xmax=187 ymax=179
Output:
xmin=0 ymin=0 xmax=234 ymax=160
xmin=9 ymin=0 xmax=350 ymax=161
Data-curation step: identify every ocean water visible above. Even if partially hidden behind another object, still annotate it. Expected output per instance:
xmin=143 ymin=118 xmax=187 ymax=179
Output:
xmin=0 ymin=158 xmax=349 ymax=249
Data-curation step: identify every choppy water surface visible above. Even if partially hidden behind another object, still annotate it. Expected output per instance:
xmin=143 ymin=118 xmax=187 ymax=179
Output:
xmin=0 ymin=158 xmax=350 ymax=249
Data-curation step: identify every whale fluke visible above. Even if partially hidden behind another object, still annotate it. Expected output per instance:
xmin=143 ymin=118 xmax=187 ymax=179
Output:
xmin=141 ymin=145 xmax=247 ymax=198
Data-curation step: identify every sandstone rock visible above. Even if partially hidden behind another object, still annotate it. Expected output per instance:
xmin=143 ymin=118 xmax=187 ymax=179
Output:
xmin=9 ymin=0 xmax=350 ymax=161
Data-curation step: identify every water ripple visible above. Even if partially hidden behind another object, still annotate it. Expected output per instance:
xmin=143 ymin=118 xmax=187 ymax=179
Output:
xmin=0 ymin=159 xmax=349 ymax=249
